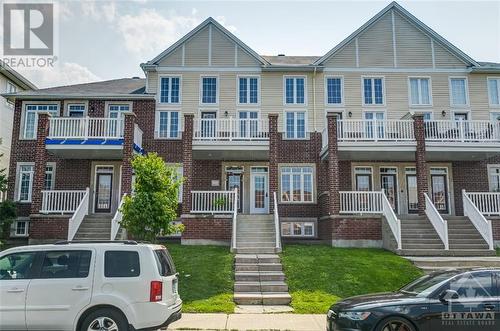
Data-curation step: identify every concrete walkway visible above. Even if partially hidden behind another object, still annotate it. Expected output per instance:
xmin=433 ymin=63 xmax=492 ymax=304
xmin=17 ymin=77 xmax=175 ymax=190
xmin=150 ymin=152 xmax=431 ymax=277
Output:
xmin=166 ymin=313 xmax=326 ymax=331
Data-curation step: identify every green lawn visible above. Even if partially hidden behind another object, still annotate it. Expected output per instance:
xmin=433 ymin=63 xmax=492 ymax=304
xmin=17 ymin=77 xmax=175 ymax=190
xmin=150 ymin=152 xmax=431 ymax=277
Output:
xmin=166 ymin=243 xmax=235 ymax=313
xmin=281 ymin=245 xmax=424 ymax=314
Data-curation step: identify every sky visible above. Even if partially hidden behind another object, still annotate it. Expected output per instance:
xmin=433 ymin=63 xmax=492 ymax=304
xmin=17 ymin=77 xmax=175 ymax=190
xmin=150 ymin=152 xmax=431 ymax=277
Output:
xmin=7 ymin=0 xmax=500 ymax=89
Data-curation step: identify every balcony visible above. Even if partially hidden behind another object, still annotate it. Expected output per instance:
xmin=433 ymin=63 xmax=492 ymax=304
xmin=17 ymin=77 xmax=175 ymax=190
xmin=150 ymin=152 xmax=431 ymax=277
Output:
xmin=192 ymin=118 xmax=269 ymax=160
xmin=45 ymin=117 xmax=143 ymax=159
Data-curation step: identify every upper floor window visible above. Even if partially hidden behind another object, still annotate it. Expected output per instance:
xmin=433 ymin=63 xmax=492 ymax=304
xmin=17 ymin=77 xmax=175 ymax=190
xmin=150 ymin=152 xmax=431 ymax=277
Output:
xmin=363 ymin=77 xmax=384 ymax=105
xmin=17 ymin=164 xmax=34 ymax=202
xmin=108 ymin=104 xmax=129 ymax=117
xmin=67 ymin=104 xmax=85 ymax=117
xmin=326 ymin=77 xmax=343 ymax=105
xmin=450 ymin=77 xmax=468 ymax=107
xmin=159 ymin=76 xmax=180 ymax=104
xmin=23 ymin=104 xmax=59 ymax=139
xmin=284 ymin=77 xmax=306 ymax=105
xmin=6 ymin=81 xmax=17 ymax=94
xmin=285 ymin=111 xmax=306 ymax=139
xmin=44 ymin=164 xmax=55 ymax=190
xmin=409 ymin=78 xmax=431 ymax=106
xmin=238 ymin=77 xmax=259 ymax=104
xmin=489 ymin=165 xmax=500 ymax=192
xmin=201 ymin=77 xmax=217 ymax=104
xmin=156 ymin=111 xmax=180 ymax=139
xmin=488 ymin=78 xmax=500 ymax=106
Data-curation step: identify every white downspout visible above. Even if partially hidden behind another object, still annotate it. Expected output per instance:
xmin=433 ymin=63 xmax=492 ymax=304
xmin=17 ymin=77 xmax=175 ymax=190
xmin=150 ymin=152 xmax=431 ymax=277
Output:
xmin=313 ymin=66 xmax=317 ymax=132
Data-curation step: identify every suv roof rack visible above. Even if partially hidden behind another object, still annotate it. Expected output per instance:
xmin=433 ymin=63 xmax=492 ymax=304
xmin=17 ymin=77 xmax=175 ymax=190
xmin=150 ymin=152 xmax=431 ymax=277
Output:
xmin=54 ymin=240 xmax=138 ymax=245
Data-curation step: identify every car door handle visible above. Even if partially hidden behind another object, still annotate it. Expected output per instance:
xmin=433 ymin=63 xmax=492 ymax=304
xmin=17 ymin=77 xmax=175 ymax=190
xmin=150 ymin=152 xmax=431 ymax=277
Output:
xmin=72 ymin=286 xmax=89 ymax=291
xmin=484 ymin=304 xmax=495 ymax=311
xmin=7 ymin=288 xmax=25 ymax=293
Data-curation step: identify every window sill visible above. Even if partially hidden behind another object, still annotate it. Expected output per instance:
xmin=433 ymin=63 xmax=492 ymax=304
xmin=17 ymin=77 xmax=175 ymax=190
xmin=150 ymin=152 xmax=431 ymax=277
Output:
xmin=325 ymin=104 xmax=344 ymax=108
xmin=279 ymin=201 xmax=316 ymax=205
xmin=409 ymin=104 xmax=433 ymax=108
xmin=281 ymin=137 xmax=310 ymax=141
xmin=155 ymin=137 xmax=182 ymax=140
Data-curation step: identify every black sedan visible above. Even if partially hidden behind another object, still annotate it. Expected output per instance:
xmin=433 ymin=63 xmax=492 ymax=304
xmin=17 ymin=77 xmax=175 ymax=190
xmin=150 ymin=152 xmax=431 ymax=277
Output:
xmin=327 ymin=268 xmax=500 ymax=331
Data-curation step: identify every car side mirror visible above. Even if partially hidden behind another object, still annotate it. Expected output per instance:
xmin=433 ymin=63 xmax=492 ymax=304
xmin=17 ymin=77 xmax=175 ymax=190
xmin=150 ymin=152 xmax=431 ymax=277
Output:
xmin=439 ymin=289 xmax=459 ymax=303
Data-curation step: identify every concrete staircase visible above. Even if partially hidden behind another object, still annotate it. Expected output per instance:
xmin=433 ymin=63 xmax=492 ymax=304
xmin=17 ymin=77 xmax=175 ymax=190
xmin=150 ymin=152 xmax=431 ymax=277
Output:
xmin=233 ymin=254 xmax=291 ymax=305
xmin=406 ymin=256 xmax=500 ymax=273
xmin=234 ymin=214 xmax=278 ymax=254
xmin=73 ymin=214 xmax=112 ymax=241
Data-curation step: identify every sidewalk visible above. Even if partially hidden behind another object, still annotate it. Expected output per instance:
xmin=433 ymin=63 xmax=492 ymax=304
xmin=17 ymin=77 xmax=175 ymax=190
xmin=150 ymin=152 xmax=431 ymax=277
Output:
xmin=167 ymin=313 xmax=326 ymax=331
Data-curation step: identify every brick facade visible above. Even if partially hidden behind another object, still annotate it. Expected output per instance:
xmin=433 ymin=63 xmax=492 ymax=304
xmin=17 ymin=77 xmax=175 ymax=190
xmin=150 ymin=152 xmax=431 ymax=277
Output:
xmin=318 ymin=216 xmax=382 ymax=246
xmin=181 ymin=217 xmax=232 ymax=243
xmin=29 ymin=216 xmax=69 ymax=243
xmin=413 ymin=114 xmax=428 ymax=216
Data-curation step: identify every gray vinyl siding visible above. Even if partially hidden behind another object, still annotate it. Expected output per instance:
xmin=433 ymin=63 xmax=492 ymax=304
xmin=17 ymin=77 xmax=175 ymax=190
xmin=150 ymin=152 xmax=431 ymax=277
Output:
xmin=185 ymin=26 xmax=209 ymax=66
xmin=394 ymin=12 xmax=433 ymax=68
xmin=324 ymin=42 xmax=356 ymax=67
xmin=434 ymin=43 xmax=467 ymax=68
xmin=212 ymin=30 xmax=236 ymax=66
xmin=158 ymin=47 xmax=183 ymax=66
xmin=146 ymin=71 xmax=158 ymax=94
xmin=237 ymin=47 xmax=261 ymax=67
xmin=358 ymin=12 xmax=394 ymax=67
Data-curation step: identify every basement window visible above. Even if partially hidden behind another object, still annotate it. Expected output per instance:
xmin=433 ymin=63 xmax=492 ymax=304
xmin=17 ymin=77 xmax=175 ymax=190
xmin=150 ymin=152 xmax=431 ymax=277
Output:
xmin=281 ymin=222 xmax=314 ymax=237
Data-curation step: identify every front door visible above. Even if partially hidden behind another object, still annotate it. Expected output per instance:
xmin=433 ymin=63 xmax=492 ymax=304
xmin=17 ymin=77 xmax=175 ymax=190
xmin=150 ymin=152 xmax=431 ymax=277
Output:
xmin=226 ymin=172 xmax=243 ymax=213
xmin=381 ymin=173 xmax=398 ymax=212
xmin=406 ymin=174 xmax=418 ymax=214
xmin=95 ymin=173 xmax=113 ymax=213
xmin=250 ymin=168 xmax=269 ymax=214
xmin=431 ymin=174 xmax=449 ymax=214
xmin=201 ymin=112 xmax=217 ymax=138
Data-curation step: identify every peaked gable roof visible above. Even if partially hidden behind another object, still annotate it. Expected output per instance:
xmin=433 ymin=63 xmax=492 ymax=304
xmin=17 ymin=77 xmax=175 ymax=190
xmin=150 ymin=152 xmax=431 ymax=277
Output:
xmin=0 ymin=60 xmax=37 ymax=90
xmin=144 ymin=17 xmax=269 ymax=67
xmin=314 ymin=1 xmax=479 ymax=67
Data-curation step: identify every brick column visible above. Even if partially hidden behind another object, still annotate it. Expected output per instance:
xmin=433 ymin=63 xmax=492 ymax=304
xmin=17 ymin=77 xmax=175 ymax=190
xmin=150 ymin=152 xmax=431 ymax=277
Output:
xmin=413 ymin=114 xmax=428 ymax=215
xmin=31 ymin=113 xmax=50 ymax=214
xmin=121 ymin=112 xmax=136 ymax=196
xmin=268 ymin=114 xmax=279 ymax=214
xmin=327 ymin=113 xmax=340 ymax=215
xmin=182 ymin=114 xmax=194 ymax=214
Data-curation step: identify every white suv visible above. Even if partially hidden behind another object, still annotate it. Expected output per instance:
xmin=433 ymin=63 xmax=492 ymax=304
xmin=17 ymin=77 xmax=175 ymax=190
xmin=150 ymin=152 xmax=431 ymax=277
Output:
xmin=0 ymin=241 xmax=182 ymax=331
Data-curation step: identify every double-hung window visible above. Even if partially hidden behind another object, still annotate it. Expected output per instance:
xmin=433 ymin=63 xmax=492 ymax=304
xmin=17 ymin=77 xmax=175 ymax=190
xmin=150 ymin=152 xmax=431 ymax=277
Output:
xmin=17 ymin=164 xmax=34 ymax=202
xmin=156 ymin=111 xmax=180 ymax=139
xmin=44 ymin=164 xmax=55 ymax=190
xmin=108 ymin=104 xmax=129 ymax=137
xmin=201 ymin=77 xmax=217 ymax=104
xmin=285 ymin=111 xmax=306 ymax=139
xmin=326 ymin=77 xmax=343 ymax=105
xmin=284 ymin=77 xmax=306 ymax=105
xmin=68 ymin=104 xmax=85 ymax=117
xmin=14 ymin=221 xmax=28 ymax=237
xmin=23 ymin=105 xmax=58 ymax=139
xmin=450 ymin=77 xmax=468 ymax=107
xmin=239 ymin=77 xmax=259 ymax=104
xmin=488 ymin=78 xmax=500 ymax=106
xmin=281 ymin=222 xmax=315 ymax=237
xmin=159 ymin=76 xmax=181 ymax=104
xmin=409 ymin=78 xmax=431 ymax=106
xmin=489 ymin=166 xmax=500 ymax=192
xmin=281 ymin=166 xmax=314 ymax=203
xmin=363 ymin=77 xmax=384 ymax=105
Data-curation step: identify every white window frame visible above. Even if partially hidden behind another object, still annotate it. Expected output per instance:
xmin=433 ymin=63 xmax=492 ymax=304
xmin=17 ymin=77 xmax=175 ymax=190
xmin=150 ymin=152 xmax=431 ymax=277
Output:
xmin=44 ymin=162 xmax=56 ymax=191
xmin=199 ymin=75 xmax=219 ymax=106
xmin=155 ymin=110 xmax=181 ymax=139
xmin=487 ymin=164 xmax=500 ymax=192
xmin=361 ymin=76 xmax=386 ymax=107
xmin=13 ymin=220 xmax=28 ymax=237
xmin=6 ymin=81 xmax=17 ymax=94
xmin=16 ymin=162 xmax=34 ymax=203
xmin=237 ymin=75 xmax=260 ymax=106
xmin=283 ymin=110 xmax=308 ymax=140
xmin=487 ymin=77 xmax=500 ymax=107
xmin=279 ymin=165 xmax=315 ymax=204
xmin=281 ymin=221 xmax=315 ymax=237
xmin=353 ymin=166 xmax=374 ymax=191
xmin=449 ymin=76 xmax=470 ymax=108
xmin=408 ymin=76 xmax=433 ymax=107
xmin=283 ymin=75 xmax=308 ymax=106
xmin=324 ymin=75 xmax=344 ymax=107
xmin=452 ymin=109 xmax=471 ymax=121
xmin=158 ymin=75 xmax=182 ymax=104
xmin=22 ymin=103 xmax=59 ymax=140
xmin=66 ymin=103 xmax=86 ymax=117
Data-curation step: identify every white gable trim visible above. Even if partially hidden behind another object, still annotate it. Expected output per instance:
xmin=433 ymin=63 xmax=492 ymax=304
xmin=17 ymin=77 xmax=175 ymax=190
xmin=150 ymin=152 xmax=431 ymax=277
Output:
xmin=314 ymin=2 xmax=478 ymax=67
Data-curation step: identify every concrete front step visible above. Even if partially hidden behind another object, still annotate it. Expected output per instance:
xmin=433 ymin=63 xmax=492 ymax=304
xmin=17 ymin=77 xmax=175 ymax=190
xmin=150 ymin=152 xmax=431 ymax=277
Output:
xmin=235 ymin=281 xmax=288 ymax=293
xmin=403 ymin=244 xmax=445 ymax=250
xmin=397 ymin=249 xmax=496 ymax=256
xmin=401 ymin=239 xmax=444 ymax=245
xmin=235 ymin=271 xmax=285 ymax=282
xmin=237 ymin=242 xmax=276 ymax=248
xmin=406 ymin=256 xmax=500 ymax=268
xmin=233 ymin=292 xmax=291 ymax=305
xmin=235 ymin=248 xmax=278 ymax=254
xmin=235 ymin=263 xmax=283 ymax=272
xmin=235 ymin=254 xmax=281 ymax=264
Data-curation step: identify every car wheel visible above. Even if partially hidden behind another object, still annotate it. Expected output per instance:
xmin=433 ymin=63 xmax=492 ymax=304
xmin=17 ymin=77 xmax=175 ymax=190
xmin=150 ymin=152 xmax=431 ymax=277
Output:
xmin=376 ymin=316 xmax=416 ymax=331
xmin=81 ymin=308 xmax=128 ymax=331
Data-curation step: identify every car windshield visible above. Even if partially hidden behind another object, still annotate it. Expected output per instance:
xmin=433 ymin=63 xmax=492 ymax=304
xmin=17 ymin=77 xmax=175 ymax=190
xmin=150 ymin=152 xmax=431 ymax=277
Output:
xmin=400 ymin=271 xmax=459 ymax=296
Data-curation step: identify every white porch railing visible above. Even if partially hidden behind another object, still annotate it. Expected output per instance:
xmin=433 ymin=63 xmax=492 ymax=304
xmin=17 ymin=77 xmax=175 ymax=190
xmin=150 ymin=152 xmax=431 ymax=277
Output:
xmin=464 ymin=191 xmax=500 ymax=216
xmin=339 ymin=191 xmax=383 ymax=213
xmin=111 ymin=194 xmax=126 ymax=240
xmin=273 ymin=192 xmax=282 ymax=252
xmin=193 ymin=118 xmax=269 ymax=141
xmin=48 ymin=117 xmax=124 ymax=139
xmin=67 ymin=188 xmax=90 ymax=240
xmin=40 ymin=190 xmax=88 ymax=214
xmin=231 ymin=189 xmax=238 ymax=252
xmin=338 ymin=120 xmax=415 ymax=142
xmin=424 ymin=193 xmax=449 ymax=250
xmin=133 ymin=124 xmax=143 ymax=147
xmin=381 ymin=191 xmax=402 ymax=250
xmin=463 ymin=190 xmax=494 ymax=250
xmin=425 ymin=120 xmax=500 ymax=142
xmin=191 ymin=190 xmax=237 ymax=213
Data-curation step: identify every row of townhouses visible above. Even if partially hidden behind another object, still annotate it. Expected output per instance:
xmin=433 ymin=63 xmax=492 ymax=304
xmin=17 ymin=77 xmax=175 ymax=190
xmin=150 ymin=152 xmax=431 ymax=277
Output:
xmin=3 ymin=2 xmax=500 ymax=256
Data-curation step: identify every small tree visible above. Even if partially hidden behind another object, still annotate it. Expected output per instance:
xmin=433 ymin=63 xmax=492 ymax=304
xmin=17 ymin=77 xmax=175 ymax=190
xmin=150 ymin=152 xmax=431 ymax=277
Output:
xmin=0 ymin=153 xmax=16 ymax=244
xmin=120 ymin=153 xmax=183 ymax=242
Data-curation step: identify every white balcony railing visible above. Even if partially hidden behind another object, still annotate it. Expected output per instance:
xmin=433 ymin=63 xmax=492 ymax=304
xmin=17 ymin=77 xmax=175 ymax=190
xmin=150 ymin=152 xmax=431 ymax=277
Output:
xmin=338 ymin=120 xmax=415 ymax=142
xmin=463 ymin=190 xmax=494 ymax=250
xmin=133 ymin=123 xmax=143 ymax=147
xmin=340 ymin=191 xmax=383 ymax=213
xmin=425 ymin=120 xmax=500 ymax=142
xmin=191 ymin=190 xmax=237 ymax=213
xmin=48 ymin=117 xmax=124 ymax=140
xmin=231 ymin=189 xmax=238 ymax=252
xmin=193 ymin=118 xmax=269 ymax=141
xmin=67 ymin=188 xmax=90 ymax=240
xmin=40 ymin=189 xmax=88 ymax=214
xmin=424 ymin=193 xmax=449 ymax=250
xmin=464 ymin=191 xmax=500 ymax=216
xmin=273 ymin=191 xmax=282 ymax=252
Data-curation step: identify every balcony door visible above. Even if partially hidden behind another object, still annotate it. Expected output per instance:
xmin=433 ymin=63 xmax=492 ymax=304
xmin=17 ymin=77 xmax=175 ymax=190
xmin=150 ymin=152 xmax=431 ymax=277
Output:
xmin=364 ymin=111 xmax=385 ymax=139
xmin=201 ymin=111 xmax=217 ymax=138
xmin=250 ymin=167 xmax=269 ymax=214
xmin=94 ymin=166 xmax=113 ymax=213
xmin=238 ymin=111 xmax=258 ymax=139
